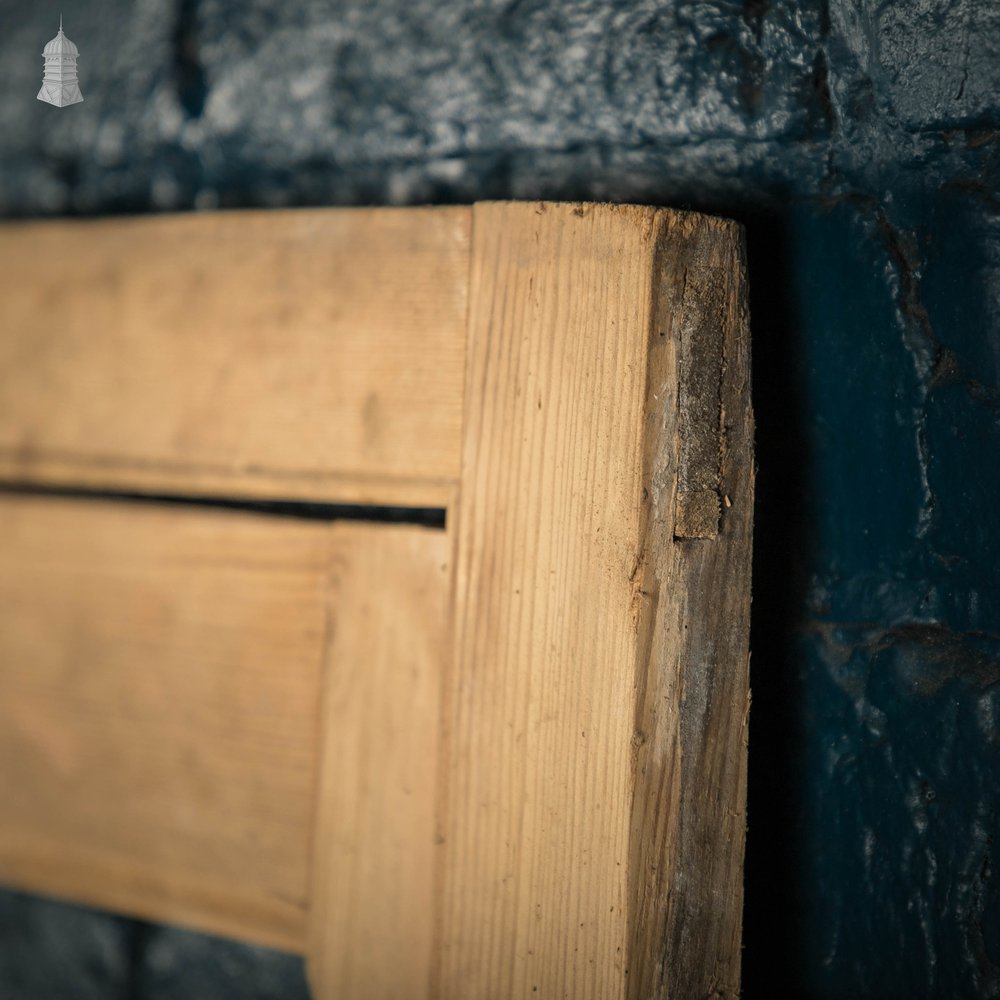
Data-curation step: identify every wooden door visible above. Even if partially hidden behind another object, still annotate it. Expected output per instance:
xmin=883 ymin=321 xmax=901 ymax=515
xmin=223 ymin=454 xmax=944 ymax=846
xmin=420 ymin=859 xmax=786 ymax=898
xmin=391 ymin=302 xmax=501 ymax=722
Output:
xmin=0 ymin=202 xmax=752 ymax=999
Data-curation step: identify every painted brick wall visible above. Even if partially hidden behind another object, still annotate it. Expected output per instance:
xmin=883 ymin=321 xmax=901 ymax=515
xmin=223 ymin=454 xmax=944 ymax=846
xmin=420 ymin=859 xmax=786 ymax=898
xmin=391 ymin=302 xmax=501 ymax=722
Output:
xmin=1 ymin=2 xmax=998 ymax=996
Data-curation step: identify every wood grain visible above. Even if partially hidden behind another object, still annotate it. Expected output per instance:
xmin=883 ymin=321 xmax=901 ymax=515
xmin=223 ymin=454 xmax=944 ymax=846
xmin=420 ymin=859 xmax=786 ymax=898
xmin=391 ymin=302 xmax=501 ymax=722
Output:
xmin=0 ymin=495 xmax=337 ymax=951
xmin=0 ymin=201 xmax=753 ymax=998
xmin=437 ymin=202 xmax=752 ymax=999
xmin=628 ymin=211 xmax=753 ymax=1000
xmin=0 ymin=207 xmax=469 ymax=507
xmin=307 ymin=524 xmax=451 ymax=999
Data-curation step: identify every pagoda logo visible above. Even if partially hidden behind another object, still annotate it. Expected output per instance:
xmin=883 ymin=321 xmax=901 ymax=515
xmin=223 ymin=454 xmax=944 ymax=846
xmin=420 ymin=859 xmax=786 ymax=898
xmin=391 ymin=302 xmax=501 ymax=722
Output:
xmin=38 ymin=17 xmax=83 ymax=108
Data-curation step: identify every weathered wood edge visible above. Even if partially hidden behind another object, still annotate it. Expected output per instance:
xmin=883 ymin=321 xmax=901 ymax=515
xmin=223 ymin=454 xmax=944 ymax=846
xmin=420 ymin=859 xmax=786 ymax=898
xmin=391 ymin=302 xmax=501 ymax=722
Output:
xmin=627 ymin=210 xmax=754 ymax=999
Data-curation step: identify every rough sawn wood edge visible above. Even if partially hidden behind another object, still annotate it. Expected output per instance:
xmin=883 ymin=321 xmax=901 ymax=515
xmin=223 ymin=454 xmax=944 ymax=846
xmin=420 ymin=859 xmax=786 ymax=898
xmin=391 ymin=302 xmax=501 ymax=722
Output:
xmin=627 ymin=208 xmax=754 ymax=1000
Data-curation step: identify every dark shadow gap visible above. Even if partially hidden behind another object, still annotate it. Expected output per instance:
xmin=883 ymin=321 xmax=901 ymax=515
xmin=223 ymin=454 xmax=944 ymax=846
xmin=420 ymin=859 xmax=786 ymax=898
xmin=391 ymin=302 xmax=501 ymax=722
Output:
xmin=739 ymin=210 xmax=815 ymax=997
xmin=0 ymin=482 xmax=446 ymax=529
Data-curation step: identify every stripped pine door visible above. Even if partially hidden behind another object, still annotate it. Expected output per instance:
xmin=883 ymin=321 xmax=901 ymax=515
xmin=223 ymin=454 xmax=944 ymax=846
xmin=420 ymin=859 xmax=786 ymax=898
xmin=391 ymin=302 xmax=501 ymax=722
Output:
xmin=0 ymin=202 xmax=752 ymax=999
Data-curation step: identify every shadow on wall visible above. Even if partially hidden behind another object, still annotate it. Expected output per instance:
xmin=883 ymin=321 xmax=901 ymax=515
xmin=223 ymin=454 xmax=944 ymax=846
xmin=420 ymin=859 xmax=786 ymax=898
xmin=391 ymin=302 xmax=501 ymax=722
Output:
xmin=740 ymin=213 xmax=817 ymax=996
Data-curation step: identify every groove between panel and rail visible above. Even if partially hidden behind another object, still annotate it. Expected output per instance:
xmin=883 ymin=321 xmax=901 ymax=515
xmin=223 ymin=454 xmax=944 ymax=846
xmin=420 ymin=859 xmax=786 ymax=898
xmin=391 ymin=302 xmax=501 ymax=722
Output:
xmin=0 ymin=481 xmax=447 ymax=529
